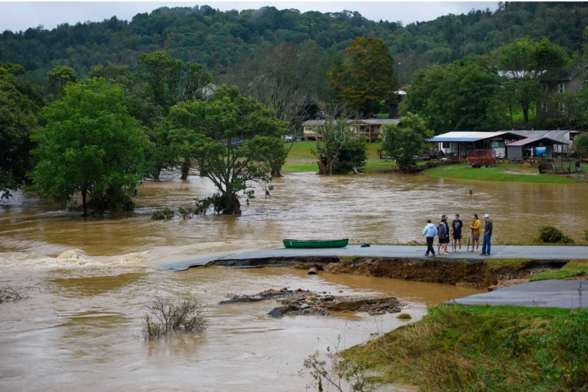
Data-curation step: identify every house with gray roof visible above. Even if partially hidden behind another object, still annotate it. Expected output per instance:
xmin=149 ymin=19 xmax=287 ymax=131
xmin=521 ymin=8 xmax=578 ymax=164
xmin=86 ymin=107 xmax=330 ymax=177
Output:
xmin=430 ymin=130 xmax=579 ymax=159
xmin=301 ymin=119 xmax=400 ymax=142
xmin=537 ymin=66 xmax=587 ymax=118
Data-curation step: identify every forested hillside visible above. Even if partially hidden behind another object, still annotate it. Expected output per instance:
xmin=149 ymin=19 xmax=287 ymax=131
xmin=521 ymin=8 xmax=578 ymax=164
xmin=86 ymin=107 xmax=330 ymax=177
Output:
xmin=1 ymin=2 xmax=587 ymax=84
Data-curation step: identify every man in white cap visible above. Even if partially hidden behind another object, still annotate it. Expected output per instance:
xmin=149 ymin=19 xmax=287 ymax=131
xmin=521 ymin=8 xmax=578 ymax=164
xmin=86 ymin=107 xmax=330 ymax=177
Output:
xmin=480 ymin=214 xmax=493 ymax=256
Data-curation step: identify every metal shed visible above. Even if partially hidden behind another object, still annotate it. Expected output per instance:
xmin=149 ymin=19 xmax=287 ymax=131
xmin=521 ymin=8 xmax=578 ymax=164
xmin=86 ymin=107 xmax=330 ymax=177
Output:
xmin=506 ymin=137 xmax=566 ymax=159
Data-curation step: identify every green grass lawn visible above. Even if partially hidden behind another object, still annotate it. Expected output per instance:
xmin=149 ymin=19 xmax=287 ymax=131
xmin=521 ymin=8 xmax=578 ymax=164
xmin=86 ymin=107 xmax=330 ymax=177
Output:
xmin=284 ymin=141 xmax=396 ymax=173
xmin=425 ymin=163 xmax=582 ymax=184
xmin=343 ymin=304 xmax=588 ymax=391
xmin=530 ymin=259 xmax=588 ymax=281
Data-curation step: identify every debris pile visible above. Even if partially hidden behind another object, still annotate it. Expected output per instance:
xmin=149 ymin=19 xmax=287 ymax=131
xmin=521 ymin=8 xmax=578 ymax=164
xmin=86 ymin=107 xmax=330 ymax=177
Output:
xmin=219 ymin=288 xmax=401 ymax=318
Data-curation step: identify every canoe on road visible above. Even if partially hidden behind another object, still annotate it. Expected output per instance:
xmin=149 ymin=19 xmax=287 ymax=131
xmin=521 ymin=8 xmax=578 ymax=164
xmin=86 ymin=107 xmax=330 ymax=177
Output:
xmin=282 ymin=239 xmax=349 ymax=248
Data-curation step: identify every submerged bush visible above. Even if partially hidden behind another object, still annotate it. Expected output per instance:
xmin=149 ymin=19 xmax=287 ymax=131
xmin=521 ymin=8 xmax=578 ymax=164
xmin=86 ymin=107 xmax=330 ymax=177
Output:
xmin=536 ymin=226 xmax=575 ymax=244
xmin=151 ymin=208 xmax=174 ymax=220
xmin=0 ymin=286 xmax=27 ymax=303
xmin=142 ymin=294 xmax=207 ymax=341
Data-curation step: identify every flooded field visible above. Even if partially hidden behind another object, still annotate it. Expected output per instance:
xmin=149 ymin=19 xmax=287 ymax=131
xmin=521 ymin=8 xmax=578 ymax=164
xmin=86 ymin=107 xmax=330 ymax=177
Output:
xmin=0 ymin=171 xmax=586 ymax=391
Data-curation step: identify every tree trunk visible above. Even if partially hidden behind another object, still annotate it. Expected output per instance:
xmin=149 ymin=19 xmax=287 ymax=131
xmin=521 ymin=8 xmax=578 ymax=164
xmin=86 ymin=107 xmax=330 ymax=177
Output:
xmin=522 ymin=102 xmax=529 ymax=129
xmin=81 ymin=186 xmax=88 ymax=217
xmin=271 ymin=168 xmax=282 ymax=177
xmin=181 ymin=156 xmax=191 ymax=180
xmin=222 ymin=192 xmax=241 ymax=215
xmin=153 ymin=167 xmax=161 ymax=180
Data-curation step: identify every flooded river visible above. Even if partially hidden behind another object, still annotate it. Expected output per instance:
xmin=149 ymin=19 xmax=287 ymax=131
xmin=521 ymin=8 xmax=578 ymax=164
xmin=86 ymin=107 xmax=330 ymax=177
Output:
xmin=0 ymin=172 xmax=586 ymax=391
xmin=1 ymin=172 xmax=587 ymax=257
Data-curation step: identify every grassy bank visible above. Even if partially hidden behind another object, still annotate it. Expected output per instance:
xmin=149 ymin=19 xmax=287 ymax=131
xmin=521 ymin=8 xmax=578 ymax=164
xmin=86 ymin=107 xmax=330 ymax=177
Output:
xmin=530 ymin=259 xmax=588 ymax=281
xmin=343 ymin=305 xmax=588 ymax=391
xmin=284 ymin=141 xmax=400 ymax=173
xmin=425 ymin=164 xmax=582 ymax=184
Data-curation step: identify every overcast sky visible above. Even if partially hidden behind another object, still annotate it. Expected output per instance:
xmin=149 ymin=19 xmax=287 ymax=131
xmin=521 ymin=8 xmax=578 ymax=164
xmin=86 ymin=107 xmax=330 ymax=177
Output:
xmin=1 ymin=1 xmax=498 ymax=33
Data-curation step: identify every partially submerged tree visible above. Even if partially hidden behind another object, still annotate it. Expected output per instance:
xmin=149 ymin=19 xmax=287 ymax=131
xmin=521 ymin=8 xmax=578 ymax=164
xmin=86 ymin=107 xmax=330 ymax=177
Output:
xmin=0 ymin=63 xmax=40 ymax=198
xmin=311 ymin=117 xmax=354 ymax=175
xmin=29 ymin=78 xmax=150 ymax=216
xmin=169 ymin=86 xmax=286 ymax=215
xmin=382 ymin=113 xmax=433 ymax=170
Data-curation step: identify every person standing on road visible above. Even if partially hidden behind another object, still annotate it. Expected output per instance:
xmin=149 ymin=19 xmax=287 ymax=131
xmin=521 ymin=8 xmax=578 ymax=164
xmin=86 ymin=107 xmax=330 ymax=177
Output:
xmin=451 ymin=214 xmax=463 ymax=252
xmin=470 ymin=214 xmax=481 ymax=253
xmin=437 ymin=215 xmax=450 ymax=255
xmin=481 ymin=214 xmax=493 ymax=256
xmin=422 ymin=219 xmax=438 ymax=257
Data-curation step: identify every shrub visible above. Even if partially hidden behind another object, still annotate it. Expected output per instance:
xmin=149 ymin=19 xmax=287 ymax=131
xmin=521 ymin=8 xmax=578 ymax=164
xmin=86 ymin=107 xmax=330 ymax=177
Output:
xmin=397 ymin=313 xmax=412 ymax=320
xmin=142 ymin=294 xmax=207 ymax=341
xmin=535 ymin=226 xmax=575 ymax=244
xmin=584 ymin=230 xmax=588 ymax=242
xmin=332 ymin=137 xmax=368 ymax=174
xmin=151 ymin=208 xmax=174 ymax=220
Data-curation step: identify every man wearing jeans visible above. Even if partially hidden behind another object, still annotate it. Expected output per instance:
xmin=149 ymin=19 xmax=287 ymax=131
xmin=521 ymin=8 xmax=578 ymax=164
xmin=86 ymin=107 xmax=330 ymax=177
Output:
xmin=422 ymin=219 xmax=438 ymax=257
xmin=480 ymin=214 xmax=493 ymax=256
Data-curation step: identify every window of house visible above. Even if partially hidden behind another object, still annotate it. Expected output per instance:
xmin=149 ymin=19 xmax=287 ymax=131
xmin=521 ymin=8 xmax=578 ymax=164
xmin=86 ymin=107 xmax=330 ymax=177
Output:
xmin=558 ymin=102 xmax=566 ymax=112
xmin=559 ymin=83 xmax=565 ymax=93
xmin=541 ymin=102 xmax=548 ymax=112
xmin=442 ymin=142 xmax=450 ymax=149
xmin=542 ymin=84 xmax=548 ymax=92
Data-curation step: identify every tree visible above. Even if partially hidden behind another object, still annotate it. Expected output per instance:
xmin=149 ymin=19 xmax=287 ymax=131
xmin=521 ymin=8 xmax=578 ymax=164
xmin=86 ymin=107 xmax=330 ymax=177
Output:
xmin=29 ymin=78 xmax=150 ymax=216
xmin=223 ymin=42 xmax=332 ymax=177
xmin=0 ymin=63 xmax=40 ymax=197
xmin=381 ymin=113 xmax=433 ymax=169
xmin=310 ymin=117 xmax=354 ymax=175
xmin=46 ymin=65 xmax=78 ymax=100
xmin=401 ymin=56 xmax=504 ymax=134
xmin=332 ymin=138 xmax=368 ymax=174
xmin=168 ymin=86 xmax=286 ymax=215
xmin=138 ymin=52 xmax=184 ymax=113
xmin=328 ymin=36 xmax=399 ymax=116
xmin=493 ymin=37 xmax=568 ymax=126
xmin=575 ymin=133 xmax=588 ymax=156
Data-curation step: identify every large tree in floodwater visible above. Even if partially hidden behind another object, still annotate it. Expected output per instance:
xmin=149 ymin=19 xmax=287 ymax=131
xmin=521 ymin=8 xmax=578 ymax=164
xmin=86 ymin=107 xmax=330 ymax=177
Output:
xmin=169 ymin=86 xmax=286 ymax=215
xmin=29 ymin=78 xmax=150 ymax=216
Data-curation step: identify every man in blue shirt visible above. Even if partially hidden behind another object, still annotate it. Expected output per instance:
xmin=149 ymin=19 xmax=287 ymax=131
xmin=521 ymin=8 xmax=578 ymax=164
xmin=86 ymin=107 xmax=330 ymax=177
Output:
xmin=422 ymin=219 xmax=438 ymax=257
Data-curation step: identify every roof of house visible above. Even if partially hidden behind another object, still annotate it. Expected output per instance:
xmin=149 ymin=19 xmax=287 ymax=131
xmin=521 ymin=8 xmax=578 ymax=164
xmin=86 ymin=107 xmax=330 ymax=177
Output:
xmin=428 ymin=131 xmax=515 ymax=143
xmin=507 ymin=137 xmax=565 ymax=147
xmin=540 ymin=65 xmax=588 ymax=82
xmin=301 ymin=119 xmax=400 ymax=127
xmin=506 ymin=130 xmax=579 ymax=143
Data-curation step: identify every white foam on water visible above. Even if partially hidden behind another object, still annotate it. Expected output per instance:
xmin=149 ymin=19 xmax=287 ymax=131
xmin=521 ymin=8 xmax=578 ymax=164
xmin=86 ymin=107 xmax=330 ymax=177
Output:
xmin=0 ymin=249 xmax=149 ymax=270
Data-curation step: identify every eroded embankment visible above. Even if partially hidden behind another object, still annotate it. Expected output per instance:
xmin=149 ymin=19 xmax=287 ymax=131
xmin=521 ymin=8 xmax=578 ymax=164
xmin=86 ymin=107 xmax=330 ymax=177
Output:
xmin=211 ymin=256 xmax=569 ymax=290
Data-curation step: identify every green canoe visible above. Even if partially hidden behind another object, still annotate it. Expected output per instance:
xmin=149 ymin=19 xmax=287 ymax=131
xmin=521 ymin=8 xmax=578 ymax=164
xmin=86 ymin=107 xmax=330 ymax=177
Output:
xmin=282 ymin=239 xmax=349 ymax=248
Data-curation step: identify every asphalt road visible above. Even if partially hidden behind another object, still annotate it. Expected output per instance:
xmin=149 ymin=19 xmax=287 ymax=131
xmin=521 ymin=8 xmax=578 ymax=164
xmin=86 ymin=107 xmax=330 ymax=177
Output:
xmin=446 ymin=279 xmax=587 ymax=308
xmin=161 ymin=244 xmax=588 ymax=271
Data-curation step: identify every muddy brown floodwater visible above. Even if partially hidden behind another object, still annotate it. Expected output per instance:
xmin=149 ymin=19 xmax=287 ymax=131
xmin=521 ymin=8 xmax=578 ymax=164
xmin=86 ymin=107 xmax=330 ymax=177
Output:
xmin=0 ymin=171 xmax=586 ymax=391
xmin=0 ymin=266 xmax=482 ymax=392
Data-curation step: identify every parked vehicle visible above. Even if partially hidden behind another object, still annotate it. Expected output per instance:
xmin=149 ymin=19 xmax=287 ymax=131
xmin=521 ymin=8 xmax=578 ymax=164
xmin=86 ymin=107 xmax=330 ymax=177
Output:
xmin=467 ymin=149 xmax=496 ymax=168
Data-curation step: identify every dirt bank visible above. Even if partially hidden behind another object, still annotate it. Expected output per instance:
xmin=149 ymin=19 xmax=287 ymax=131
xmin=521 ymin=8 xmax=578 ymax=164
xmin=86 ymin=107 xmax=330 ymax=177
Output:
xmin=212 ymin=256 xmax=568 ymax=290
